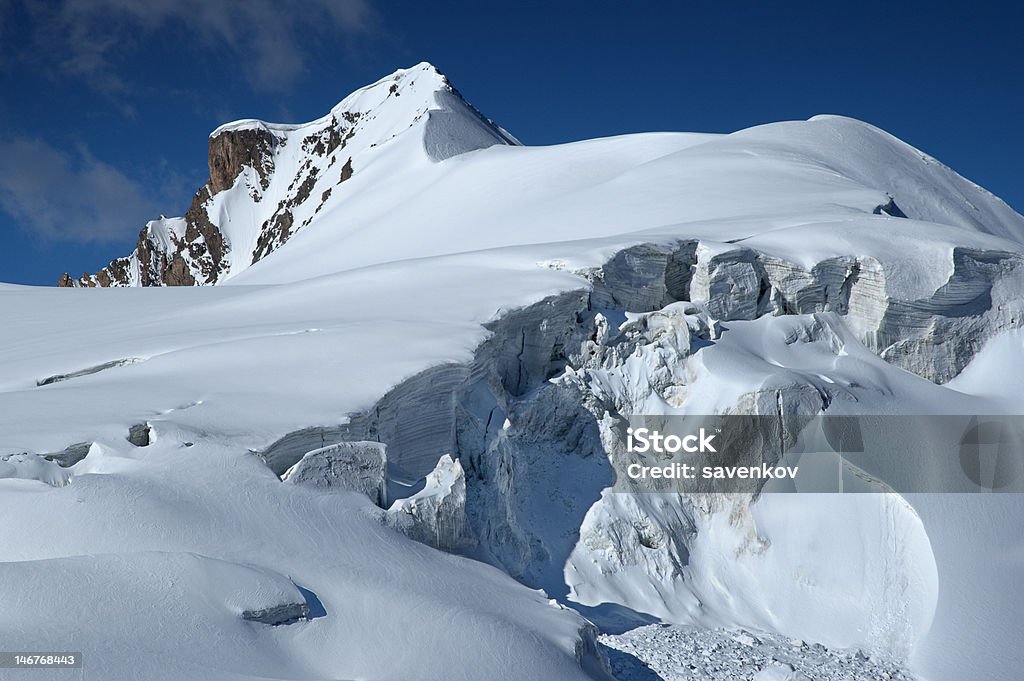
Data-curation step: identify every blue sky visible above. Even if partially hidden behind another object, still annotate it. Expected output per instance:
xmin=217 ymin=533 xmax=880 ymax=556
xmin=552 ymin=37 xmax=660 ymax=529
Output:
xmin=0 ymin=0 xmax=1021 ymax=285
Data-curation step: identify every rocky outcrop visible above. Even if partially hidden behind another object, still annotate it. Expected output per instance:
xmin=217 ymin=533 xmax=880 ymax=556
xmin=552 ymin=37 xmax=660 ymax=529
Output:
xmin=42 ymin=442 xmax=92 ymax=468
xmin=208 ymin=126 xmax=277 ymax=195
xmin=60 ymin=256 xmax=135 ymax=287
xmin=127 ymin=423 xmax=152 ymax=447
xmin=58 ymin=63 xmax=513 ymax=288
xmin=250 ymin=116 xmax=358 ymax=265
xmin=60 ymin=184 xmax=233 ymax=288
xmin=54 ymin=102 xmax=324 ymax=287
xmin=59 ymin=128 xmax=253 ymax=288
xmin=602 ymin=624 xmax=914 ymax=681
xmin=177 ymin=187 xmax=227 ymax=284
xmin=240 ymin=601 xmax=309 ymax=626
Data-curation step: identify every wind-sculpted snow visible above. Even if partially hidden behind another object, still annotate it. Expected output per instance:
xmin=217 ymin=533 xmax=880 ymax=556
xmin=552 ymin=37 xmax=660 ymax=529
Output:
xmin=266 ymin=241 xmax=1018 ymax=676
xmin=425 ymin=275 xmax=941 ymax=658
xmin=9 ymin=232 xmax=1024 ymax=679
xmin=0 ymin=440 xmax=610 ymax=681
xmin=8 ymin=64 xmax=1024 ymax=680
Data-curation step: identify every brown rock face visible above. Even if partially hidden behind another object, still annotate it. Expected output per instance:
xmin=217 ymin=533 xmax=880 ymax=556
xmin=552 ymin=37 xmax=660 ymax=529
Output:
xmin=253 ymin=209 xmax=294 ymax=264
xmin=182 ymin=186 xmax=227 ymax=282
xmin=61 ymin=177 xmax=233 ymax=287
xmin=58 ymin=87 xmax=373 ymax=286
xmin=163 ymin=253 xmax=196 ymax=286
xmin=135 ymin=227 xmax=161 ymax=287
xmin=303 ymin=116 xmax=346 ymax=157
xmin=100 ymin=256 xmax=131 ymax=286
xmin=339 ymin=157 xmax=354 ymax=183
xmin=250 ymin=154 xmax=356 ymax=265
xmin=59 ymin=256 xmax=133 ymax=287
xmin=208 ymin=127 xmax=277 ymax=195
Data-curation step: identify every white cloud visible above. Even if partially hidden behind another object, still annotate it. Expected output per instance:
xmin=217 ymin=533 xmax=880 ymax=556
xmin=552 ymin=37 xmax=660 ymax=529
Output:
xmin=39 ymin=0 xmax=375 ymax=93
xmin=0 ymin=137 xmax=164 ymax=242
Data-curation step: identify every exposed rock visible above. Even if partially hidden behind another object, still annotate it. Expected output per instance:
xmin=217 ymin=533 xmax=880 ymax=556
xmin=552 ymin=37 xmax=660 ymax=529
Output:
xmin=253 ymin=208 xmax=294 ymax=264
xmin=251 ymin=155 xmax=352 ymax=264
xmin=179 ymin=187 xmax=227 ymax=283
xmin=59 ymin=125 xmax=255 ymax=287
xmin=65 ymin=197 xmax=228 ymax=288
xmin=302 ymin=115 xmax=352 ymax=157
xmin=240 ymin=601 xmax=308 ymax=626
xmin=37 ymin=357 xmax=143 ymax=386
xmin=42 ymin=442 xmax=92 ymax=467
xmin=873 ymin=195 xmax=908 ymax=218
xmin=163 ymin=253 xmax=195 ymax=286
xmin=339 ymin=157 xmax=354 ymax=183
xmin=208 ymin=126 xmax=277 ymax=194
xmin=58 ymin=64 xmax=512 ymax=287
xmin=60 ymin=256 xmax=133 ymax=287
xmin=127 ymin=423 xmax=151 ymax=447
xmin=755 ymin=662 xmax=811 ymax=681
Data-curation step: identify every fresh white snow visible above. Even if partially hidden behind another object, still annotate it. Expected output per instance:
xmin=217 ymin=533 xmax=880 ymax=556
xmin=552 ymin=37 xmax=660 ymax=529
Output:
xmin=3 ymin=62 xmax=1024 ymax=680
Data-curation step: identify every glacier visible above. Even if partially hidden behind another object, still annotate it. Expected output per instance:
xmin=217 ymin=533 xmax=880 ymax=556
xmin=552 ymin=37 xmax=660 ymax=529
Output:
xmin=4 ymin=62 xmax=1024 ymax=680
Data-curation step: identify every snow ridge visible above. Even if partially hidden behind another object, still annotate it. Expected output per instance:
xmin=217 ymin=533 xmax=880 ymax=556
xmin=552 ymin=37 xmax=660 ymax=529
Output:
xmin=20 ymin=61 xmax=1024 ymax=681
xmin=59 ymin=62 xmax=516 ymax=287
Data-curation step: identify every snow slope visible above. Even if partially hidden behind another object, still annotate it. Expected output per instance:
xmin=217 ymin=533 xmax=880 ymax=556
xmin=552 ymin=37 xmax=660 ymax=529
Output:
xmin=61 ymin=62 xmax=518 ymax=287
xmin=7 ymin=64 xmax=1024 ymax=680
xmin=0 ymin=440 xmax=605 ymax=681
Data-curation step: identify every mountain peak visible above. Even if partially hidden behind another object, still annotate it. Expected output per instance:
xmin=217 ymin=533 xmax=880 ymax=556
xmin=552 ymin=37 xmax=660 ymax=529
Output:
xmin=60 ymin=63 xmax=517 ymax=288
xmin=211 ymin=61 xmax=449 ymax=139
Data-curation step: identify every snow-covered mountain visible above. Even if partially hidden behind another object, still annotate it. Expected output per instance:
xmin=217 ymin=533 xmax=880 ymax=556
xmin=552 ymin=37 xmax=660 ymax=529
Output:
xmin=59 ymin=62 xmax=516 ymax=287
xmin=7 ymin=63 xmax=1024 ymax=681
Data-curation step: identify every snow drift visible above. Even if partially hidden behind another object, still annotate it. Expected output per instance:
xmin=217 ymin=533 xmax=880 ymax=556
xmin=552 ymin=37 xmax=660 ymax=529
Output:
xmin=6 ymin=62 xmax=1024 ymax=680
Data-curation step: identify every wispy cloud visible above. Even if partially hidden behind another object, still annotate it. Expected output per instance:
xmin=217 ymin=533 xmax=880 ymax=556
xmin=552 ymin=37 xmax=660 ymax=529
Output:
xmin=26 ymin=0 xmax=375 ymax=94
xmin=0 ymin=136 xmax=167 ymax=242
xmin=0 ymin=1 xmax=378 ymax=243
